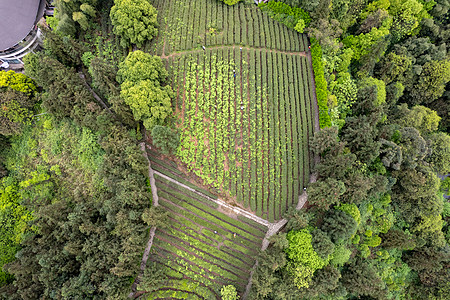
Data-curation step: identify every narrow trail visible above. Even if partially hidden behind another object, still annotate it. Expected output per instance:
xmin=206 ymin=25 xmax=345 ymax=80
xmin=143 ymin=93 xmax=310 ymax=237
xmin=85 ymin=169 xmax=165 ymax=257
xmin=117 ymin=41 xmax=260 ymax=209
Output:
xmin=160 ymin=44 xmax=308 ymax=60
xmin=78 ymin=72 xmax=113 ymax=113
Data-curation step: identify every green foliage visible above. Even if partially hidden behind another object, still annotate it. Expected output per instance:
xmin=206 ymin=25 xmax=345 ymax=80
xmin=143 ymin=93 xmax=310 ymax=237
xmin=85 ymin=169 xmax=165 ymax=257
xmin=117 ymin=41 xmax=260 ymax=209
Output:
xmin=221 ymin=0 xmax=240 ymax=5
xmin=336 ymin=203 xmax=361 ymax=225
xmin=259 ymin=1 xmax=311 ymax=30
xmin=343 ymin=26 xmax=390 ymax=61
xmin=359 ymin=77 xmax=386 ymax=106
xmin=81 ymin=51 xmax=95 ymax=67
xmin=118 ymin=51 xmax=173 ymax=129
xmin=330 ymin=244 xmax=351 ymax=266
xmin=4 ymin=115 xmax=151 ymax=298
xmin=342 ymin=259 xmax=387 ymax=298
xmin=120 ymin=80 xmax=173 ymax=128
xmin=426 ymin=132 xmax=450 ymax=174
xmin=117 ymin=50 xmax=168 ymax=84
xmin=0 ymin=178 xmax=33 ymax=287
xmin=307 ymin=178 xmax=346 ymax=210
xmin=294 ymin=19 xmax=306 ymax=33
xmin=311 ymin=229 xmax=335 ymax=259
xmin=110 ymin=0 xmax=158 ymax=48
xmin=364 ymin=234 xmax=382 ymax=247
xmin=395 ymin=104 xmax=441 ymax=135
xmin=151 ymin=125 xmax=179 ymax=155
xmin=311 ymin=38 xmax=332 ymax=127
xmin=322 ymin=209 xmax=358 ymax=243
xmin=410 ymin=59 xmax=450 ymax=104
xmin=0 ymin=90 xmax=35 ymax=136
xmin=45 ymin=16 xmax=59 ymax=30
xmin=285 ymin=229 xmax=328 ymax=289
xmin=221 ymin=285 xmax=240 ymax=300
xmin=0 ymin=71 xmax=37 ymax=97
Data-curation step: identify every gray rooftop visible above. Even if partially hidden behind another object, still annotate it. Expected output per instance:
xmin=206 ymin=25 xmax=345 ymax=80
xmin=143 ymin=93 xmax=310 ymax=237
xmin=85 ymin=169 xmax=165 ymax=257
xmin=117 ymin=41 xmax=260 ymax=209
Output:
xmin=0 ymin=0 xmax=44 ymax=51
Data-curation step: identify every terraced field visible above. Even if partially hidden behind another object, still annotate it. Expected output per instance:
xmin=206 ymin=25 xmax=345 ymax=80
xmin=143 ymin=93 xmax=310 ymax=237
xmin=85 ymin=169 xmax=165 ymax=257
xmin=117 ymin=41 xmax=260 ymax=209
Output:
xmin=143 ymin=149 xmax=267 ymax=299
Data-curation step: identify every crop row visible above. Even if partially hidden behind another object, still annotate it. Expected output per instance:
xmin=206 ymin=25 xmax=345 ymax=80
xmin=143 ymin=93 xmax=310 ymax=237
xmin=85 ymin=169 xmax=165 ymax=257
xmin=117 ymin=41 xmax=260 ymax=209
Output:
xmin=147 ymin=0 xmax=308 ymax=55
xmin=172 ymin=48 xmax=315 ymax=220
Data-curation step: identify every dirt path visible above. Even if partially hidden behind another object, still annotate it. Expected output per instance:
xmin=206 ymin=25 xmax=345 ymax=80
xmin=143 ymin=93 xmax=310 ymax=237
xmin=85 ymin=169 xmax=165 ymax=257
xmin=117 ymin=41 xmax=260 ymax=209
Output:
xmin=129 ymin=144 xmax=161 ymax=298
xmin=129 ymin=227 xmax=156 ymax=298
xmin=160 ymin=44 xmax=308 ymax=60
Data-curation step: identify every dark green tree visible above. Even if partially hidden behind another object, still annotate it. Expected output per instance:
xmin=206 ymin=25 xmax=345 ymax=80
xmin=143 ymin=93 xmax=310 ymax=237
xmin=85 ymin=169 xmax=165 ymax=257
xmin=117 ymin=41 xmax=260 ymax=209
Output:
xmin=321 ymin=209 xmax=358 ymax=243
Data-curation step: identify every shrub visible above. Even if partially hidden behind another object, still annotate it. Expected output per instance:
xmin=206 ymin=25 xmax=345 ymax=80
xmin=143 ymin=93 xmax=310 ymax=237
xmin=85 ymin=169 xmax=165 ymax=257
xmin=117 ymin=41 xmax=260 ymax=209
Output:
xmin=81 ymin=51 xmax=95 ymax=67
xmin=0 ymin=70 xmax=37 ymax=96
xmin=221 ymin=0 xmax=240 ymax=5
xmin=259 ymin=1 xmax=311 ymax=29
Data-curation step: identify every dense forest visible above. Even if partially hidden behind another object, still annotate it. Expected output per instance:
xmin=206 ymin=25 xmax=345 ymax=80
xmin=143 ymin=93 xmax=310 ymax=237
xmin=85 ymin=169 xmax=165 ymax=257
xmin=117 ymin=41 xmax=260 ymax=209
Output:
xmin=0 ymin=0 xmax=449 ymax=299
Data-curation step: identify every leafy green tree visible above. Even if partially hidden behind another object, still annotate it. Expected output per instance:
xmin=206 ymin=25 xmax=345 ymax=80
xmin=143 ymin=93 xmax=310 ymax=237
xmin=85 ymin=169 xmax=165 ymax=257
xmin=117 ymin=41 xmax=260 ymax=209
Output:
xmin=358 ymin=77 xmax=386 ymax=106
xmin=410 ymin=59 xmax=450 ymax=104
xmin=309 ymin=126 xmax=339 ymax=157
xmin=356 ymin=8 xmax=390 ymax=34
xmin=0 ymin=71 xmax=37 ymax=97
xmin=285 ymin=229 xmax=328 ymax=289
xmin=376 ymin=52 xmax=412 ymax=84
xmin=394 ymin=104 xmax=441 ymax=135
xmin=307 ymin=178 xmax=346 ymax=210
xmin=137 ymin=262 xmax=168 ymax=292
xmin=426 ymin=132 xmax=450 ymax=174
xmin=220 ymin=285 xmax=240 ymax=300
xmin=120 ymin=80 xmax=173 ymax=129
xmin=110 ymin=0 xmax=158 ymax=48
xmin=303 ymin=265 xmax=343 ymax=298
xmin=72 ymin=11 xmax=89 ymax=30
xmin=151 ymin=125 xmax=179 ymax=155
xmin=117 ymin=50 xmax=168 ymax=84
xmin=0 ymin=178 xmax=33 ymax=287
xmin=0 ymin=90 xmax=34 ymax=136
xmin=397 ymin=127 xmax=430 ymax=169
xmin=330 ymin=244 xmax=351 ymax=266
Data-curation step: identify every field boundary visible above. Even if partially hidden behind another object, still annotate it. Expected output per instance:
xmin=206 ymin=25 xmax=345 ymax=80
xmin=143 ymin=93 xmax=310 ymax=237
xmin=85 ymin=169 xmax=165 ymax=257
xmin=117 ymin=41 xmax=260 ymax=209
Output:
xmin=160 ymin=44 xmax=308 ymax=60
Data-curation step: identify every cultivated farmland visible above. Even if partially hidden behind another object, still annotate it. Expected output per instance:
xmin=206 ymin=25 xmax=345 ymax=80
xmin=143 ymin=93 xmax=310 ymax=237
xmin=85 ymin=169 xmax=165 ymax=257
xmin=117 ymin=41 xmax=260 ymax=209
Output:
xmin=145 ymin=0 xmax=317 ymax=222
